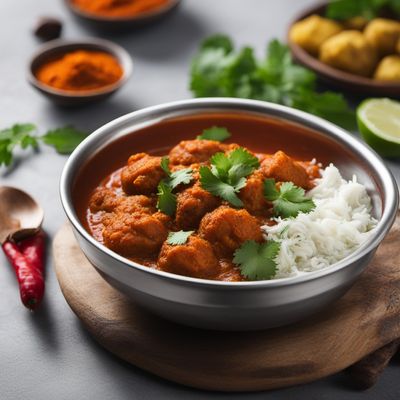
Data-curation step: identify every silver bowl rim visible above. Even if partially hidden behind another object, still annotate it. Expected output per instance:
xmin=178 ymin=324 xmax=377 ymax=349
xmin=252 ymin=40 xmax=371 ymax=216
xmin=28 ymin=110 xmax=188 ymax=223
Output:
xmin=60 ymin=98 xmax=399 ymax=288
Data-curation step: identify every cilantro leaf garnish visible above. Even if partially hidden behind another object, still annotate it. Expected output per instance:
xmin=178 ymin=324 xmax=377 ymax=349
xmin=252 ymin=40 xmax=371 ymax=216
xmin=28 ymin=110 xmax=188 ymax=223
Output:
xmin=197 ymin=126 xmax=231 ymax=142
xmin=264 ymin=179 xmax=315 ymax=218
xmin=190 ymin=35 xmax=355 ymax=130
xmin=41 ymin=126 xmax=87 ymax=154
xmin=160 ymin=156 xmax=171 ymax=175
xmin=157 ymin=157 xmax=193 ymax=216
xmin=167 ymin=230 xmax=194 ymax=245
xmin=0 ymin=123 xmax=87 ymax=167
xmin=157 ymin=181 xmax=177 ymax=217
xmin=199 ymin=147 xmax=260 ymax=207
xmin=200 ymin=166 xmax=244 ymax=207
xmin=233 ymin=240 xmax=281 ymax=280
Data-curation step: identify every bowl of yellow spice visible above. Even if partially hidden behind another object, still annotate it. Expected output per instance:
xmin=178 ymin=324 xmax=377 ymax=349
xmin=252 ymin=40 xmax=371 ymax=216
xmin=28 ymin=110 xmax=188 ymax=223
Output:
xmin=28 ymin=38 xmax=132 ymax=106
xmin=64 ymin=0 xmax=181 ymax=31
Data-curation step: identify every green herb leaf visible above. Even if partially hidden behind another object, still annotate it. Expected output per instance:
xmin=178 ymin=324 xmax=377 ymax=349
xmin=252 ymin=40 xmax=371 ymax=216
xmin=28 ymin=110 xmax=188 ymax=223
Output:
xmin=199 ymin=165 xmax=244 ymax=207
xmin=156 ymin=180 xmax=177 ymax=216
xmin=167 ymin=230 xmax=195 ymax=245
xmin=160 ymin=156 xmax=171 ymax=175
xmin=197 ymin=126 xmax=232 ymax=142
xmin=0 ymin=124 xmax=38 ymax=166
xmin=190 ymin=36 xmax=355 ymax=129
xmin=233 ymin=240 xmax=281 ymax=280
xmin=157 ymin=158 xmax=193 ymax=216
xmin=264 ymin=179 xmax=316 ymax=218
xmin=326 ymin=0 xmax=389 ymax=20
xmin=200 ymin=147 xmax=259 ymax=207
xmin=201 ymin=34 xmax=234 ymax=53
xmin=169 ymin=168 xmax=193 ymax=188
xmin=41 ymin=126 xmax=87 ymax=154
xmin=160 ymin=157 xmax=193 ymax=189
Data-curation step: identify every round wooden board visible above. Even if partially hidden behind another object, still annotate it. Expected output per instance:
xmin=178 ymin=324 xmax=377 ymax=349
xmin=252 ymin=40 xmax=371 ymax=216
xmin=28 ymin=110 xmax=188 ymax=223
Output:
xmin=53 ymin=215 xmax=400 ymax=392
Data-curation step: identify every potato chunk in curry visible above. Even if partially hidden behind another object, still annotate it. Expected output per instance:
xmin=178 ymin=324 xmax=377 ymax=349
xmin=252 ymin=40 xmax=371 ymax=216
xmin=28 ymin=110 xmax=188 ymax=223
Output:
xmin=169 ymin=139 xmax=228 ymax=165
xmin=176 ymin=182 xmax=220 ymax=230
xmin=103 ymin=212 xmax=168 ymax=257
xmin=158 ymin=235 xmax=219 ymax=279
xmin=121 ymin=153 xmax=165 ymax=195
xmin=261 ymin=151 xmax=311 ymax=189
xmin=199 ymin=206 xmax=263 ymax=256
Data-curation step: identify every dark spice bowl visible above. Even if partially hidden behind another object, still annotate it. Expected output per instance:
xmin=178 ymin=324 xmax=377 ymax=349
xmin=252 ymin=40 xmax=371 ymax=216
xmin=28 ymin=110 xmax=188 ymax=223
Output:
xmin=288 ymin=2 xmax=400 ymax=97
xmin=64 ymin=0 xmax=181 ymax=31
xmin=60 ymin=98 xmax=398 ymax=331
xmin=28 ymin=38 xmax=133 ymax=106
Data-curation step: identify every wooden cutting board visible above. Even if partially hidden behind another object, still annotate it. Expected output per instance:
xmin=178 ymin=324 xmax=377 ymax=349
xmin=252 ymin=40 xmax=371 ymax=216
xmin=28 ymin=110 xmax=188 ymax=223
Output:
xmin=53 ymin=214 xmax=400 ymax=392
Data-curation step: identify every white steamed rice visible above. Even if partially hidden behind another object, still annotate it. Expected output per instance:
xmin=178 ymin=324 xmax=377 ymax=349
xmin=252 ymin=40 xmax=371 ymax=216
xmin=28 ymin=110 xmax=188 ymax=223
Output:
xmin=262 ymin=164 xmax=377 ymax=279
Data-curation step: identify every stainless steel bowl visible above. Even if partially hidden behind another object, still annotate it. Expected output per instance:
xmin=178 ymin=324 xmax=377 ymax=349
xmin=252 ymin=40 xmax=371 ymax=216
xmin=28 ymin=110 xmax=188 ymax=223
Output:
xmin=60 ymin=98 xmax=399 ymax=331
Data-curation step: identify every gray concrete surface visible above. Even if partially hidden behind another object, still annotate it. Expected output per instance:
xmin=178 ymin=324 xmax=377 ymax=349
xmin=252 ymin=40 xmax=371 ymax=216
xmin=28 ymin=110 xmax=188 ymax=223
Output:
xmin=0 ymin=0 xmax=399 ymax=399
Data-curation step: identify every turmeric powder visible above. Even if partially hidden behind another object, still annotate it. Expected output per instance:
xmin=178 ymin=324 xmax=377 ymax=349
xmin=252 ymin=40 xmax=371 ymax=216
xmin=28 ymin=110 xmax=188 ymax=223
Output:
xmin=36 ymin=50 xmax=123 ymax=92
xmin=71 ymin=0 xmax=170 ymax=18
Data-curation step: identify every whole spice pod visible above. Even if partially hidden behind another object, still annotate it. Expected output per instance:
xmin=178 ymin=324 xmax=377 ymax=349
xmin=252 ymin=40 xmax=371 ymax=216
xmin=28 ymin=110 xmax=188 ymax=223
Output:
xmin=34 ymin=17 xmax=63 ymax=41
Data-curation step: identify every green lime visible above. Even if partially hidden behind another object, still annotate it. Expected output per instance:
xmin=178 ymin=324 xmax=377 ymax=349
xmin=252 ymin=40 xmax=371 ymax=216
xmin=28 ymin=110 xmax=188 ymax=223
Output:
xmin=357 ymin=98 xmax=400 ymax=158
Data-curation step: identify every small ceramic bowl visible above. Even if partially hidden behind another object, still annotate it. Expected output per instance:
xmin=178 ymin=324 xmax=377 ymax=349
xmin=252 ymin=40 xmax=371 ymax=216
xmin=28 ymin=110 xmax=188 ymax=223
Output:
xmin=288 ymin=2 xmax=400 ymax=97
xmin=28 ymin=38 xmax=133 ymax=107
xmin=64 ymin=0 xmax=181 ymax=31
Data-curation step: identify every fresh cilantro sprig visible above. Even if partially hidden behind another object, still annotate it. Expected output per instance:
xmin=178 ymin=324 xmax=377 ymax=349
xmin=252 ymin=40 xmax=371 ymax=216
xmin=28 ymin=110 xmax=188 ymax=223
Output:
xmin=190 ymin=36 xmax=355 ymax=130
xmin=41 ymin=126 xmax=87 ymax=154
xmin=157 ymin=157 xmax=193 ymax=216
xmin=0 ymin=123 xmax=87 ymax=167
xmin=197 ymin=126 xmax=231 ymax=142
xmin=167 ymin=230 xmax=194 ymax=245
xmin=326 ymin=0 xmax=400 ymax=20
xmin=0 ymin=124 xmax=39 ymax=166
xmin=264 ymin=179 xmax=316 ymax=218
xmin=199 ymin=147 xmax=260 ymax=207
xmin=233 ymin=240 xmax=281 ymax=280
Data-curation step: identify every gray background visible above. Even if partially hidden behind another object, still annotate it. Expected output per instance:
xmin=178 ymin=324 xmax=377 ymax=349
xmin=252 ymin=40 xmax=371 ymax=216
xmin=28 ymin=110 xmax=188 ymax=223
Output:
xmin=1 ymin=0 xmax=399 ymax=399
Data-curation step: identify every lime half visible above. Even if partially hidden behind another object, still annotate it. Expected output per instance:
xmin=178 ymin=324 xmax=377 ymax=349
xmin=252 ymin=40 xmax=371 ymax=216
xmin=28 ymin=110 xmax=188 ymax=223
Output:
xmin=357 ymin=98 xmax=400 ymax=158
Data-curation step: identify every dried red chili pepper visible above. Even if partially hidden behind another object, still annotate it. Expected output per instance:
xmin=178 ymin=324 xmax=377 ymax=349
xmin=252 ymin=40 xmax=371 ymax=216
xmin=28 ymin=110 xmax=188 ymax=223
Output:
xmin=2 ymin=232 xmax=45 ymax=310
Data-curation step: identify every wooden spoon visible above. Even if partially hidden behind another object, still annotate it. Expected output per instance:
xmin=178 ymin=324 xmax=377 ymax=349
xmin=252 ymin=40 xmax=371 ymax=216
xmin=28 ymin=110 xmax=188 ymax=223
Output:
xmin=0 ymin=186 xmax=44 ymax=244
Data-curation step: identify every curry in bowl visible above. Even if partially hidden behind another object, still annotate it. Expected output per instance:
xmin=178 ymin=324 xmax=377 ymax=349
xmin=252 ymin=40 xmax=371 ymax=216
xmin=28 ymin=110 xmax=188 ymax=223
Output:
xmin=81 ymin=118 xmax=376 ymax=282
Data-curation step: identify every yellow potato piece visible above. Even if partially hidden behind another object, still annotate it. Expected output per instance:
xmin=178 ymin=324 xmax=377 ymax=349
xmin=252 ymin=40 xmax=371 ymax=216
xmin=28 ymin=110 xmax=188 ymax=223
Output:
xmin=320 ymin=30 xmax=378 ymax=77
xmin=364 ymin=18 xmax=400 ymax=56
xmin=289 ymin=14 xmax=342 ymax=56
xmin=343 ymin=16 xmax=368 ymax=31
xmin=374 ymin=55 xmax=400 ymax=81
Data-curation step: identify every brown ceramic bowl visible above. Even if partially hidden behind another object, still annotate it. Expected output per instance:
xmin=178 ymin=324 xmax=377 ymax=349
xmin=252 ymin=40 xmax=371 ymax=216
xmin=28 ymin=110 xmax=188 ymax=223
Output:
xmin=64 ymin=0 xmax=181 ymax=31
xmin=28 ymin=38 xmax=133 ymax=107
xmin=288 ymin=2 xmax=400 ymax=97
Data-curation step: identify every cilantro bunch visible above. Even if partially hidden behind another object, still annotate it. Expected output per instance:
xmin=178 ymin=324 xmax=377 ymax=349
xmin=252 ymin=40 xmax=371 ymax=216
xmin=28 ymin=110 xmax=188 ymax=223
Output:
xmin=190 ymin=36 xmax=356 ymax=130
xmin=199 ymin=147 xmax=260 ymax=207
xmin=0 ymin=124 xmax=87 ymax=167
xmin=326 ymin=0 xmax=400 ymax=20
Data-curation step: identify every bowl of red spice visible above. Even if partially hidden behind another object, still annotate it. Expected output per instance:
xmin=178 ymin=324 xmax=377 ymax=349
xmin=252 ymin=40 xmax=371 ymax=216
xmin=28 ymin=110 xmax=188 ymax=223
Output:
xmin=64 ymin=0 xmax=181 ymax=31
xmin=28 ymin=38 xmax=133 ymax=106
